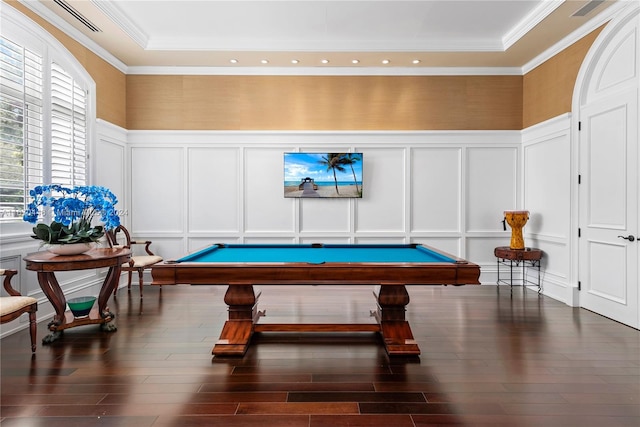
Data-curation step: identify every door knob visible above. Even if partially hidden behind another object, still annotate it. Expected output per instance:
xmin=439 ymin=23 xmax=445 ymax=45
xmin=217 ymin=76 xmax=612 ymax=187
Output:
xmin=618 ymin=235 xmax=636 ymax=242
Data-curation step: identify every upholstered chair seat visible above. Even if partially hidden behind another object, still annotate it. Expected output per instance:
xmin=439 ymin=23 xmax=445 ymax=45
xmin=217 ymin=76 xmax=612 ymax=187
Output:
xmin=106 ymin=226 xmax=163 ymax=298
xmin=0 ymin=269 xmax=38 ymax=352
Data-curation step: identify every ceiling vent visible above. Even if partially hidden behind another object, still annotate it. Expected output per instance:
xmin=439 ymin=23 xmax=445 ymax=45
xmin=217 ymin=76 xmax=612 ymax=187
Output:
xmin=53 ymin=0 xmax=102 ymax=32
xmin=571 ymin=0 xmax=605 ymax=17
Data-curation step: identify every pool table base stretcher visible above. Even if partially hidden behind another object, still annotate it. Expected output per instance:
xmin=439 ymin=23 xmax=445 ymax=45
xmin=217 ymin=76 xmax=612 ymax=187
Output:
xmin=212 ymin=282 xmax=420 ymax=357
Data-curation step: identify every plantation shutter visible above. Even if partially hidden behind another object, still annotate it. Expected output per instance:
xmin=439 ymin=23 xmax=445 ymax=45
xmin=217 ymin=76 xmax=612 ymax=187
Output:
xmin=0 ymin=37 xmax=43 ymax=219
xmin=50 ymin=62 xmax=87 ymax=186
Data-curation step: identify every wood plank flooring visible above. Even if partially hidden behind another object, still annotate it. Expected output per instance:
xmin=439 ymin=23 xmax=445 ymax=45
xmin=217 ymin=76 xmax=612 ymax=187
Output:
xmin=1 ymin=284 xmax=639 ymax=426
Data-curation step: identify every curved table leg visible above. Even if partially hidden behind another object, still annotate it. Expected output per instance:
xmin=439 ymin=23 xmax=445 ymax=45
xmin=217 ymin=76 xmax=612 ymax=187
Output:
xmin=97 ymin=265 xmax=122 ymax=331
xmin=37 ymin=272 xmax=67 ymax=343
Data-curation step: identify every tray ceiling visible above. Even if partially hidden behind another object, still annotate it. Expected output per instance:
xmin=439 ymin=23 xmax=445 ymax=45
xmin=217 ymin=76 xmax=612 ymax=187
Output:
xmin=23 ymin=0 xmax=622 ymax=71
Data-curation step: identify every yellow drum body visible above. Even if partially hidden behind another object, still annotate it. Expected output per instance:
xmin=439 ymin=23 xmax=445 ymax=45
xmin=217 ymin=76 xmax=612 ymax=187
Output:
xmin=504 ymin=210 xmax=529 ymax=250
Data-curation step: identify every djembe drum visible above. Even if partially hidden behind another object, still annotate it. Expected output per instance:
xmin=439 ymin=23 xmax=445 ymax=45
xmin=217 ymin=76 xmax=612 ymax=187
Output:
xmin=504 ymin=210 xmax=529 ymax=250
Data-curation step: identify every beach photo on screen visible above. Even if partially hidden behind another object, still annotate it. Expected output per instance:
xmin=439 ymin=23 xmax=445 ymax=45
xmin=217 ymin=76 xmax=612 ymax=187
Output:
xmin=284 ymin=153 xmax=363 ymax=198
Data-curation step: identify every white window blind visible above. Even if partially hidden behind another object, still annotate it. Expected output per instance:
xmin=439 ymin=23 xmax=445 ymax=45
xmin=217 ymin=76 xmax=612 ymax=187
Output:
xmin=0 ymin=31 xmax=89 ymax=221
xmin=51 ymin=62 xmax=87 ymax=187
xmin=0 ymin=37 xmax=43 ymax=219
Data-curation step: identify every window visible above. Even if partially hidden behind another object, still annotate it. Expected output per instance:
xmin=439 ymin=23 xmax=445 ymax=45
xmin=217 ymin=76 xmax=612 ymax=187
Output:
xmin=50 ymin=62 xmax=87 ymax=186
xmin=0 ymin=37 xmax=43 ymax=220
xmin=0 ymin=18 xmax=90 ymax=222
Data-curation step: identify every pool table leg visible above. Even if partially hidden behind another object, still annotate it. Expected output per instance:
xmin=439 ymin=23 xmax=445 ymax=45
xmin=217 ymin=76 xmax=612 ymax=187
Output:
xmin=212 ymin=283 xmax=262 ymax=356
xmin=373 ymin=284 xmax=421 ymax=356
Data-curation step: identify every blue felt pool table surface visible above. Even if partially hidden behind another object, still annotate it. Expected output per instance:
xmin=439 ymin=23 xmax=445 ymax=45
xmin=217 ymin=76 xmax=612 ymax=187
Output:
xmin=154 ymin=242 xmax=480 ymax=287
xmin=176 ymin=243 xmax=459 ymax=264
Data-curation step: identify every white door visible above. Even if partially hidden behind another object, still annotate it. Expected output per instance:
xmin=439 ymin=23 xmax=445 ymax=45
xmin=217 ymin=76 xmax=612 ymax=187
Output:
xmin=578 ymin=89 xmax=638 ymax=328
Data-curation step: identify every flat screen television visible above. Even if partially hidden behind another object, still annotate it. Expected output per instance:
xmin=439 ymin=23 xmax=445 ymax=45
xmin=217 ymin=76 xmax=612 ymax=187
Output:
xmin=284 ymin=153 xmax=363 ymax=198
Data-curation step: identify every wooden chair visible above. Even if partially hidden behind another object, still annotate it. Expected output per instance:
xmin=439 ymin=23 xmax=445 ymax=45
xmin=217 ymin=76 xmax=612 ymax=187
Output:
xmin=106 ymin=225 xmax=163 ymax=298
xmin=0 ymin=269 xmax=38 ymax=352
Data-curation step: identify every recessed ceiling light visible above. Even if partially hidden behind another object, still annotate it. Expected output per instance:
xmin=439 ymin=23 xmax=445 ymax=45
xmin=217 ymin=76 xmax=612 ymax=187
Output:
xmin=321 ymin=59 xmax=329 ymax=64
xmin=261 ymin=59 xmax=269 ymax=64
xmin=352 ymin=59 xmax=360 ymax=64
xmin=412 ymin=59 xmax=421 ymax=64
xmin=382 ymin=59 xmax=390 ymax=64
xmin=291 ymin=59 xmax=299 ymax=64
xmin=230 ymin=59 xmax=238 ymax=64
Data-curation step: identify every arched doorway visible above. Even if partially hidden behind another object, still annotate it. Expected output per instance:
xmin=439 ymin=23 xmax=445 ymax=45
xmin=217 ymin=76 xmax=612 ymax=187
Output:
xmin=573 ymin=3 xmax=639 ymax=328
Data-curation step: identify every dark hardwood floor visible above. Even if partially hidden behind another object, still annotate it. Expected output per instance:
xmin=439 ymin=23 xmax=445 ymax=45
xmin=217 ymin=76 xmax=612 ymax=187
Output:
xmin=1 ymin=284 xmax=639 ymax=427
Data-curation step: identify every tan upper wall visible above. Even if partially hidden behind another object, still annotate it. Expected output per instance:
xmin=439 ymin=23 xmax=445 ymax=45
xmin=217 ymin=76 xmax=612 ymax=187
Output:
xmin=5 ymin=0 xmax=603 ymax=131
xmin=127 ymin=75 xmax=523 ymax=130
xmin=523 ymin=26 xmax=604 ymax=128
xmin=4 ymin=0 xmax=127 ymax=129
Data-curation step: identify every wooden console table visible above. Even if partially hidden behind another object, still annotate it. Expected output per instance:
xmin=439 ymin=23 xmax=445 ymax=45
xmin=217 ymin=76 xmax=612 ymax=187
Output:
xmin=494 ymin=246 xmax=543 ymax=294
xmin=24 ymin=247 xmax=131 ymax=343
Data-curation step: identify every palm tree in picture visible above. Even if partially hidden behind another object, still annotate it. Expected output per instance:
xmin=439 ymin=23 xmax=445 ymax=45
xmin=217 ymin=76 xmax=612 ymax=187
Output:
xmin=341 ymin=153 xmax=362 ymax=195
xmin=319 ymin=153 xmax=346 ymax=195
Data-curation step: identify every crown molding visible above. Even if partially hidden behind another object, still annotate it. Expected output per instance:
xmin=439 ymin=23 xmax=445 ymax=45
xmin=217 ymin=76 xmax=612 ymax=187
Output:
xmin=16 ymin=0 xmax=128 ymax=73
xmin=503 ymin=0 xmax=565 ymax=50
xmin=90 ymin=0 xmax=148 ymax=49
xmin=521 ymin=0 xmax=627 ymax=74
xmin=125 ymin=66 xmax=523 ymax=76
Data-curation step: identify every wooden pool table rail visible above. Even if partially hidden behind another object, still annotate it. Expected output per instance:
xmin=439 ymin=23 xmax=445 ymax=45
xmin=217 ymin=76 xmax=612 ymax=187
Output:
xmin=151 ymin=262 xmax=481 ymax=287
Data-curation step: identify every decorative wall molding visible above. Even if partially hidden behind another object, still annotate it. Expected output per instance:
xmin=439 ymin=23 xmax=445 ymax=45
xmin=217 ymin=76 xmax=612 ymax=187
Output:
xmin=522 ymin=113 xmax=572 ymax=304
xmin=125 ymin=129 xmax=522 ymax=287
xmin=127 ymin=129 xmax=521 ymax=145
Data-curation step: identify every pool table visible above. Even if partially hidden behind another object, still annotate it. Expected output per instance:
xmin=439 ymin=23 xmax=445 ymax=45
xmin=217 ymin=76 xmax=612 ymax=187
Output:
xmin=152 ymin=243 xmax=481 ymax=357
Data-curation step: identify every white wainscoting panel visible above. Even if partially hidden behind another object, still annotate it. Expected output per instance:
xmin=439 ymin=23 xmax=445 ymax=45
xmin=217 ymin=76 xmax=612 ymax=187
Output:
xmin=244 ymin=237 xmax=297 ymax=244
xmin=95 ymin=121 xmax=127 ymax=217
xmin=534 ymin=240 xmax=570 ymax=294
xmin=244 ymin=148 xmax=296 ymax=233
xmin=467 ymin=237 xmax=506 ymax=266
xmin=301 ymin=236 xmax=352 ymax=244
xmin=411 ymin=147 xmax=461 ymax=233
xmin=300 ymin=198 xmax=352 ymax=233
xmin=355 ymin=236 xmax=408 ymax=244
xmin=524 ymin=127 xmax=570 ymax=242
xmin=466 ymin=147 xmax=519 ymax=233
xmin=354 ymin=147 xmax=406 ymax=233
xmin=188 ymin=147 xmax=240 ymax=233
xmin=131 ymin=147 xmax=185 ymax=234
xmin=187 ymin=238 xmax=238 ymax=254
xmin=522 ymin=114 xmax=572 ymax=302
xmin=412 ymin=238 xmax=461 ymax=258
xmin=152 ymin=237 xmax=192 ymax=261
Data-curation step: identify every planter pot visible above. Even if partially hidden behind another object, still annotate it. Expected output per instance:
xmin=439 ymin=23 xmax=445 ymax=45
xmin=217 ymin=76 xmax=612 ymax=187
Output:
xmin=44 ymin=242 xmax=96 ymax=256
xmin=67 ymin=296 xmax=97 ymax=318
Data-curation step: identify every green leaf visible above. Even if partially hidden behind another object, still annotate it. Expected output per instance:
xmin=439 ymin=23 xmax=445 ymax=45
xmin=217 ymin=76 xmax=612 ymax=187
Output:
xmin=32 ymin=223 xmax=52 ymax=242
